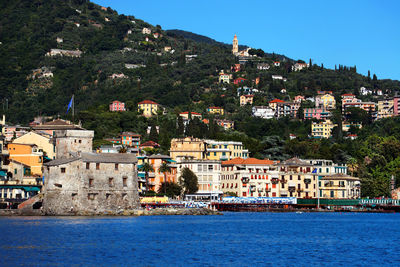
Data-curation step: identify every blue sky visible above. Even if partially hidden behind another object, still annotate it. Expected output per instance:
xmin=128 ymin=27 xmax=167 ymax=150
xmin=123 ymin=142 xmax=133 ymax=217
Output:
xmin=93 ymin=0 xmax=400 ymax=80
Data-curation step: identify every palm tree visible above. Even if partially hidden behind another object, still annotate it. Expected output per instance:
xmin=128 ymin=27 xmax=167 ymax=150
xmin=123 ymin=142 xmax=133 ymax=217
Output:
xmin=139 ymin=162 xmax=154 ymax=194
xmin=159 ymin=161 xmax=171 ymax=196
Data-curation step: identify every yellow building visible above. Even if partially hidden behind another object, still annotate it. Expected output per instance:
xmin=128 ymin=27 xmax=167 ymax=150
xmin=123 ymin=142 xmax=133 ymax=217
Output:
xmin=216 ymin=119 xmax=234 ymax=130
xmin=13 ymin=131 xmax=55 ymax=160
xmin=377 ymin=98 xmax=394 ymax=119
xmin=278 ymin=158 xmax=318 ymax=198
xmin=317 ymin=94 xmax=336 ymax=110
xmin=138 ymin=100 xmax=160 ymax=117
xmin=205 ymin=140 xmax=248 ymax=161
xmin=319 ymin=173 xmax=360 ymax=199
xmin=207 ymin=107 xmax=224 ymax=115
xmin=7 ymin=143 xmax=43 ymax=176
xmin=240 ymin=95 xmax=254 ymax=106
xmin=219 ymin=73 xmax=230 ymax=84
xmin=312 ymin=120 xmax=336 ymax=138
xmin=170 ymin=137 xmax=207 ymax=161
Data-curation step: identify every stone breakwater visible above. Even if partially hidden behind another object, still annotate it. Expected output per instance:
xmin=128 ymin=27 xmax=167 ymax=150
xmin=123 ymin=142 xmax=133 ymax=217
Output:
xmin=0 ymin=208 xmax=222 ymax=216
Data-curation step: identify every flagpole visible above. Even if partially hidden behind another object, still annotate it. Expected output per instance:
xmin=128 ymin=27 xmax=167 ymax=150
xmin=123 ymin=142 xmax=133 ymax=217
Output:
xmin=72 ymin=94 xmax=75 ymax=123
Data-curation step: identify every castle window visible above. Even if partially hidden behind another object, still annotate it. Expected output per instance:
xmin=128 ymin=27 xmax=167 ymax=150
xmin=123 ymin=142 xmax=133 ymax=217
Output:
xmin=61 ymin=168 xmax=66 ymax=173
xmin=115 ymin=164 xmax=119 ymax=170
xmin=109 ymin=177 xmax=114 ymax=187
xmin=123 ymin=177 xmax=127 ymax=187
xmin=86 ymin=163 xmax=90 ymax=169
xmin=96 ymin=163 xmax=100 ymax=170
xmin=79 ymin=140 xmax=82 ymax=144
xmin=89 ymin=178 xmax=94 ymax=187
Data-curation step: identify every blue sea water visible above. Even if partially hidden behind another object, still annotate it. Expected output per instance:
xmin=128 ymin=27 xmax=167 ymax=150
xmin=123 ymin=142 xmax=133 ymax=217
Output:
xmin=1 ymin=212 xmax=400 ymax=266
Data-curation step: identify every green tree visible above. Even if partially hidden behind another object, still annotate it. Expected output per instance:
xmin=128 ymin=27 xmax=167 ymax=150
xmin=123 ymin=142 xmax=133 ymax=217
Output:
xmin=159 ymin=162 xmax=171 ymax=195
xmin=139 ymin=162 xmax=154 ymax=194
xmin=176 ymin=116 xmax=184 ymax=137
xmin=179 ymin=167 xmax=198 ymax=195
xmin=149 ymin=124 xmax=159 ymax=142
xmin=157 ymin=182 xmax=182 ymax=198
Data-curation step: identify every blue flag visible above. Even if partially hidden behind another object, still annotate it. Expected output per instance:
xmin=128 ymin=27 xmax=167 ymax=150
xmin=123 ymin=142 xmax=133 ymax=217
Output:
xmin=312 ymin=168 xmax=318 ymax=174
xmin=66 ymin=95 xmax=73 ymax=114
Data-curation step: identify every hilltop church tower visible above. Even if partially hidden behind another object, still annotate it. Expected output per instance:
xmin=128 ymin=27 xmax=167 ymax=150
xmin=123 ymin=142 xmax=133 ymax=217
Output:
xmin=232 ymin=34 xmax=238 ymax=55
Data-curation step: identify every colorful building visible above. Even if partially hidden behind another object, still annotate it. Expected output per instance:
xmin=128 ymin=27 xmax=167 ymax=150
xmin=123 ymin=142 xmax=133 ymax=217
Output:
xmin=120 ymin=132 xmax=141 ymax=148
xmin=252 ymin=106 xmax=275 ymax=119
xmin=319 ymin=173 xmax=360 ymax=199
xmin=138 ymin=100 xmax=160 ymax=117
xmin=311 ymin=120 xmax=336 ymax=138
xmin=207 ymin=107 xmax=224 ymax=115
xmin=109 ymin=100 xmax=126 ymax=112
xmin=147 ymin=154 xmax=177 ymax=192
xmin=179 ymin=111 xmax=202 ymax=120
xmin=170 ymin=137 xmax=207 ymax=161
xmin=268 ymin=99 xmax=285 ymax=110
xmin=215 ymin=119 xmax=234 ymax=130
xmin=304 ymin=108 xmax=331 ymax=120
xmin=219 ymin=73 xmax=230 ymax=84
xmin=232 ymin=34 xmax=238 ymax=54
xmin=377 ymin=98 xmax=394 ymax=119
xmin=239 ymin=95 xmax=254 ymax=106
xmin=234 ymin=78 xmax=247 ymax=85
xmin=7 ymin=143 xmax=43 ymax=176
xmin=316 ymin=94 xmax=336 ymax=110
xmin=13 ymin=131 xmax=55 ymax=160
xmin=278 ymin=158 xmax=318 ymax=198
xmin=205 ymin=140 xmax=248 ymax=161
xmin=220 ymin=158 xmax=277 ymax=197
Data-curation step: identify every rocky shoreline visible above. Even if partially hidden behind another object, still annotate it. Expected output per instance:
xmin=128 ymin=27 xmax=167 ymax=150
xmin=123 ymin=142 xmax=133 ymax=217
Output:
xmin=0 ymin=208 xmax=222 ymax=216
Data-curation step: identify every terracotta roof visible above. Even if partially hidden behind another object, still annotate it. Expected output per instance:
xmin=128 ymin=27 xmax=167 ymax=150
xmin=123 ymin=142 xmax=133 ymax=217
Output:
xmin=269 ymin=99 xmax=285 ymax=103
xmin=341 ymin=94 xmax=355 ymax=96
xmin=138 ymin=100 xmax=158 ymax=105
xmin=242 ymin=94 xmax=254 ymax=97
xmin=202 ymin=119 xmax=209 ymax=124
xmin=222 ymin=157 xmax=275 ymax=166
xmin=121 ymin=132 xmax=141 ymax=137
xmin=180 ymin=111 xmax=202 ymax=115
xmin=139 ymin=141 xmax=160 ymax=148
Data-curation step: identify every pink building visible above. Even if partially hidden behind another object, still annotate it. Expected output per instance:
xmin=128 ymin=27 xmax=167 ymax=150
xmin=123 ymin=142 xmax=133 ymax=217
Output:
xmin=304 ymin=108 xmax=331 ymax=120
xmin=234 ymin=78 xmax=247 ymax=85
xmin=109 ymin=100 xmax=126 ymax=112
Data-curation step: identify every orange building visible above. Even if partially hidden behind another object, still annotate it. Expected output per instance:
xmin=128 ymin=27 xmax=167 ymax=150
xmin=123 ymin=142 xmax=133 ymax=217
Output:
xmin=7 ymin=143 xmax=43 ymax=176
xmin=147 ymin=154 xmax=177 ymax=193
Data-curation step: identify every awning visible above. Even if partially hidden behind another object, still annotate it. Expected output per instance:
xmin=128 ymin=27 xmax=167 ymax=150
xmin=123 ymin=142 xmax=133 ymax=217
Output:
xmin=0 ymin=171 xmax=6 ymax=177
xmin=23 ymin=187 xmax=40 ymax=192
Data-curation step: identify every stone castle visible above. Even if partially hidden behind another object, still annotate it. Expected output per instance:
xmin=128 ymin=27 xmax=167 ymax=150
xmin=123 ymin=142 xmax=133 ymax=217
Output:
xmin=43 ymin=129 xmax=139 ymax=215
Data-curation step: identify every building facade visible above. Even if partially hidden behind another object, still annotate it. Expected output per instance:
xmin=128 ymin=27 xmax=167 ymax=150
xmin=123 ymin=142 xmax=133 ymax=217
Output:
xmin=311 ymin=120 xmax=336 ymax=138
xmin=319 ymin=173 xmax=360 ymax=199
xmin=109 ymin=100 xmax=126 ymax=112
xmin=240 ymin=95 xmax=254 ymax=106
xmin=138 ymin=100 xmax=160 ymax=117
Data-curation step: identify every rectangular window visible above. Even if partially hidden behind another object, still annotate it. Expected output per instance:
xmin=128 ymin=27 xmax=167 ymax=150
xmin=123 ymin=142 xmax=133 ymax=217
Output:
xmin=109 ymin=177 xmax=114 ymax=187
xmin=208 ymin=165 xmax=213 ymax=171
xmin=298 ymin=175 xmax=301 ymax=180
xmin=86 ymin=163 xmax=90 ymax=169
xmin=96 ymin=163 xmax=100 ymax=170
xmin=290 ymin=175 xmax=292 ymax=180
xmin=89 ymin=178 xmax=94 ymax=187
xmin=115 ymin=164 xmax=118 ymax=170
xmin=123 ymin=177 xmax=127 ymax=187
xmin=61 ymin=168 xmax=66 ymax=173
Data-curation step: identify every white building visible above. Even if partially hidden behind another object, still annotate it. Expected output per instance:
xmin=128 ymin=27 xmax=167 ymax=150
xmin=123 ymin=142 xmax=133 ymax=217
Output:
xmin=252 ymin=106 xmax=275 ymax=119
xmin=142 ymin=27 xmax=151 ymax=34
xmin=177 ymin=159 xmax=223 ymax=197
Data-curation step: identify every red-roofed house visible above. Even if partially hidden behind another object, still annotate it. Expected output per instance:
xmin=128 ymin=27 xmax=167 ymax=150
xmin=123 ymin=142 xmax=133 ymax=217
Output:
xmin=234 ymin=77 xmax=247 ymax=85
xmin=268 ymin=99 xmax=285 ymax=110
xmin=140 ymin=140 xmax=160 ymax=149
xmin=138 ymin=100 xmax=160 ymax=117
xmin=179 ymin=111 xmax=202 ymax=120
xmin=207 ymin=107 xmax=224 ymax=115
xmin=109 ymin=100 xmax=126 ymax=112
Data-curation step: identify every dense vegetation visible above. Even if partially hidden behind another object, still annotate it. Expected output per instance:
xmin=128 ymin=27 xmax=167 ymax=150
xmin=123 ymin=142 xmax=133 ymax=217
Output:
xmin=1 ymin=0 xmax=400 ymax=197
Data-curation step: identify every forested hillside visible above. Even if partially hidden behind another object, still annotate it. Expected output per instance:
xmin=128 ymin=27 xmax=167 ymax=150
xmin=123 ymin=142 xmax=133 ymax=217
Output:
xmin=1 ymin=0 xmax=400 ymax=197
